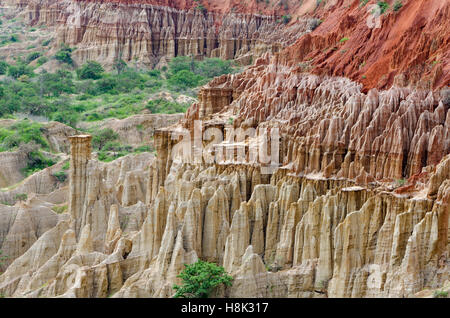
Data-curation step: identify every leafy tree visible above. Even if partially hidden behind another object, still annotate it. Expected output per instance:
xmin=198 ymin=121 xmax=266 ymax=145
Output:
xmin=96 ymin=76 xmax=118 ymax=94
xmin=92 ymin=128 xmax=119 ymax=150
xmin=114 ymin=58 xmax=127 ymax=74
xmin=77 ymin=61 xmax=104 ymax=80
xmin=7 ymin=63 xmax=32 ymax=79
xmin=39 ymin=70 xmax=75 ymax=97
xmin=173 ymin=260 xmax=233 ymax=298
xmin=0 ymin=60 xmax=8 ymax=74
xmin=54 ymin=45 xmax=74 ymax=65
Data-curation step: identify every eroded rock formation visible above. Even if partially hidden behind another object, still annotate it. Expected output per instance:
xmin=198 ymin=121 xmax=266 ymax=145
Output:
xmin=0 ymin=0 xmax=448 ymax=299
xmin=3 ymin=0 xmax=312 ymax=68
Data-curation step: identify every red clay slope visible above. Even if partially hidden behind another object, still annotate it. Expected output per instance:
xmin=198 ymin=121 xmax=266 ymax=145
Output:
xmin=280 ymin=0 xmax=450 ymax=92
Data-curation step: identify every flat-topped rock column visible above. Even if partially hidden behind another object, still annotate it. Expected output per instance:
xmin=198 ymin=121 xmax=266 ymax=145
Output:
xmin=68 ymin=135 xmax=92 ymax=238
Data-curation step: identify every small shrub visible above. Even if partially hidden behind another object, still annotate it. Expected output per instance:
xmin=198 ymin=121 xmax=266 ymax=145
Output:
xmin=62 ymin=161 xmax=70 ymax=171
xmin=393 ymin=1 xmax=403 ymax=11
xmin=7 ymin=63 xmax=32 ymax=79
xmin=282 ymin=15 xmax=291 ymax=24
xmin=339 ymin=37 xmax=349 ymax=43
xmin=42 ymin=39 xmax=52 ymax=46
xmin=377 ymin=1 xmax=389 ymax=14
xmin=433 ymin=290 xmax=448 ymax=298
xmin=21 ymin=148 xmax=56 ymax=177
xmin=0 ymin=60 xmax=8 ymax=74
xmin=26 ymin=52 xmax=41 ymax=63
xmin=52 ymin=205 xmax=68 ymax=214
xmin=134 ymin=145 xmax=152 ymax=153
xmin=54 ymin=44 xmax=73 ymax=65
xmin=173 ymin=260 xmax=233 ymax=298
xmin=9 ymin=34 xmax=19 ymax=42
xmin=52 ymin=170 xmax=67 ymax=182
xmin=14 ymin=193 xmax=27 ymax=202
xmin=36 ymin=56 xmax=48 ymax=66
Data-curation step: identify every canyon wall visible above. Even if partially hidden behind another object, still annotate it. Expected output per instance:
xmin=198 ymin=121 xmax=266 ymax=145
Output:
xmin=1 ymin=0 xmax=312 ymax=68
xmin=2 ymin=0 xmax=448 ymax=91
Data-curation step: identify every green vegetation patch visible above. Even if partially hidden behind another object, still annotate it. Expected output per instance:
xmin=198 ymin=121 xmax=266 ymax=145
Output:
xmin=173 ymin=260 xmax=233 ymax=298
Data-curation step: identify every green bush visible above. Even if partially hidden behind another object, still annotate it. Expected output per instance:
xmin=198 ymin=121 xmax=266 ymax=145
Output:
xmin=54 ymin=45 xmax=73 ymax=65
xmin=173 ymin=260 xmax=233 ymax=298
xmin=92 ymin=128 xmax=119 ymax=150
xmin=62 ymin=161 xmax=70 ymax=170
xmin=7 ymin=63 xmax=33 ymax=79
xmin=14 ymin=193 xmax=27 ymax=201
xmin=95 ymin=76 xmax=118 ymax=94
xmin=42 ymin=39 xmax=52 ymax=46
xmin=393 ymin=1 xmax=403 ymax=11
xmin=26 ymin=51 xmax=41 ymax=63
xmin=36 ymin=56 xmax=48 ymax=66
xmin=9 ymin=34 xmax=19 ymax=42
xmin=114 ymin=58 xmax=127 ymax=74
xmin=282 ymin=15 xmax=291 ymax=24
xmin=39 ymin=70 xmax=75 ymax=97
xmin=52 ymin=205 xmax=68 ymax=214
xmin=433 ymin=290 xmax=448 ymax=298
xmin=52 ymin=170 xmax=67 ymax=182
xmin=0 ymin=60 xmax=8 ymax=74
xmin=0 ymin=120 xmax=49 ymax=151
xmin=77 ymin=61 xmax=104 ymax=80
xmin=19 ymin=143 xmax=56 ymax=176
xmin=377 ymin=1 xmax=389 ymax=13
xmin=168 ymin=69 xmax=203 ymax=90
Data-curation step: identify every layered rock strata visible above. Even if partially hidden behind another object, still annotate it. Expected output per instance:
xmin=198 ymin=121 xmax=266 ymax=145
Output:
xmin=2 ymin=0 xmax=311 ymax=67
